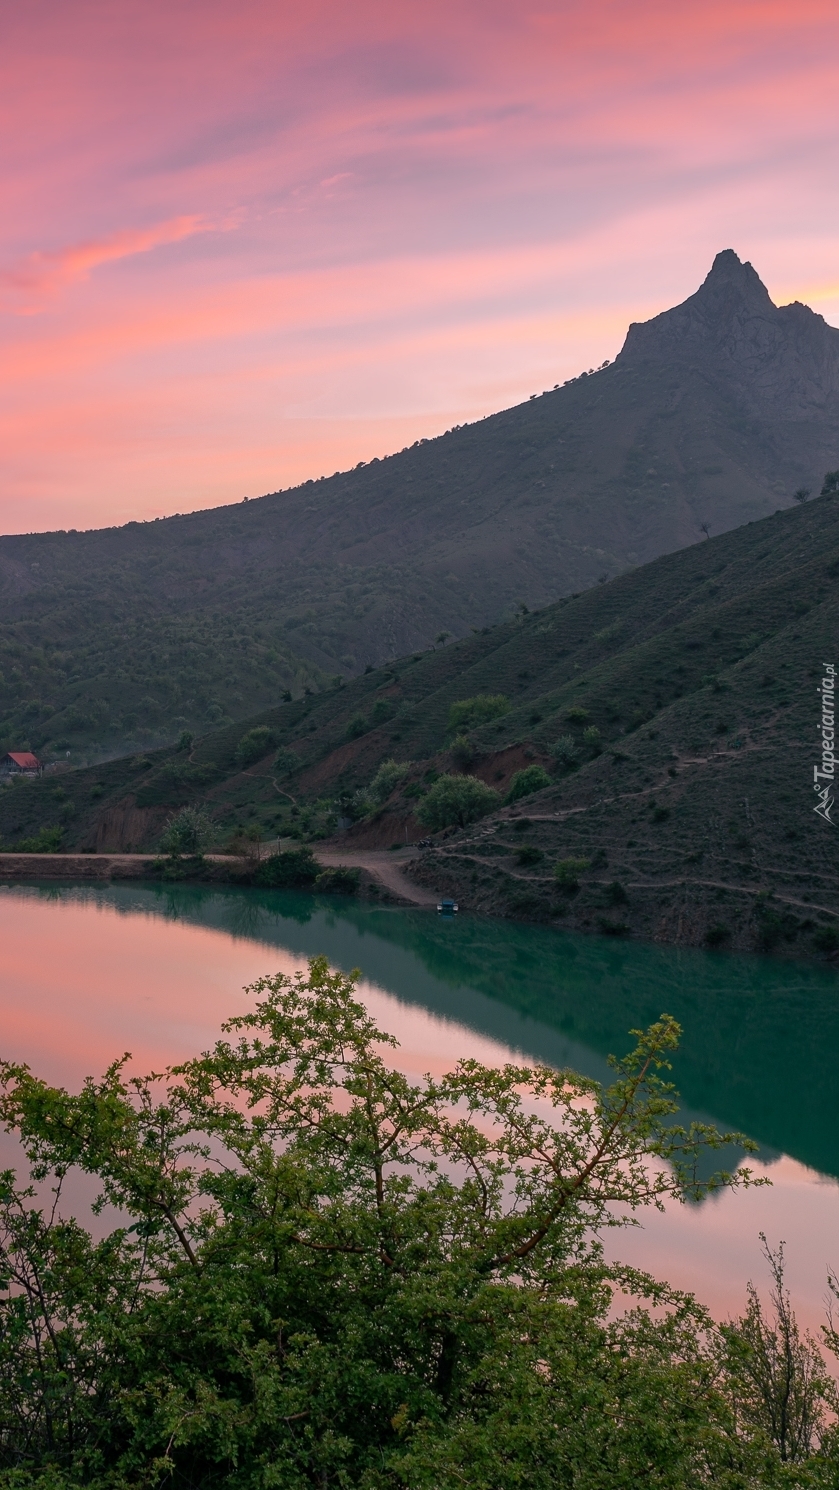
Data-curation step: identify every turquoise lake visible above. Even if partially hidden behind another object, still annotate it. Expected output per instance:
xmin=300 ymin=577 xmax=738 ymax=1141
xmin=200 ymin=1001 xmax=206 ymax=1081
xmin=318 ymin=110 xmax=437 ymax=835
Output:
xmin=1 ymin=880 xmax=837 ymax=1336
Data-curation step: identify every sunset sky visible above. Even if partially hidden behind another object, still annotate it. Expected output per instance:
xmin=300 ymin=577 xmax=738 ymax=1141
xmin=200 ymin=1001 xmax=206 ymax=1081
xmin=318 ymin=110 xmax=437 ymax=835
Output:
xmin=3 ymin=0 xmax=839 ymax=534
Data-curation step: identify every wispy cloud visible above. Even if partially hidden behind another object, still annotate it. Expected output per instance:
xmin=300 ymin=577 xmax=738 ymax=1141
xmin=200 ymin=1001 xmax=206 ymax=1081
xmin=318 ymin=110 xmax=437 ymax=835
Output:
xmin=1 ymin=0 xmax=839 ymax=530
xmin=0 ymin=216 xmax=213 ymax=311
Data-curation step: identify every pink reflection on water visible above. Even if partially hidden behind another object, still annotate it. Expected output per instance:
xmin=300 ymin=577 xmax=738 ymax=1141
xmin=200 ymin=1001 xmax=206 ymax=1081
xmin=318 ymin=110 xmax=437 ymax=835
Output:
xmin=1 ymin=888 xmax=837 ymax=1342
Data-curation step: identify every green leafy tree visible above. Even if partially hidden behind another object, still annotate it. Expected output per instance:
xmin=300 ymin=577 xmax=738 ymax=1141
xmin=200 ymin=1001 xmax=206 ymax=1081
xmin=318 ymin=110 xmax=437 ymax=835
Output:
xmin=369 ymin=758 xmax=412 ymax=805
xmin=159 ymin=804 xmax=213 ymax=857
xmin=506 ymin=764 xmax=552 ymax=803
xmin=234 ymin=725 xmax=275 ymax=767
xmin=447 ymin=694 xmax=510 ymax=733
xmin=449 ymin=733 xmax=475 ymax=770
xmin=417 ymin=773 xmax=500 ymax=829
xmin=551 ymin=733 xmax=580 ymax=769
xmin=0 ymin=958 xmax=775 ymax=1487
xmin=273 ymin=745 xmax=300 ymax=776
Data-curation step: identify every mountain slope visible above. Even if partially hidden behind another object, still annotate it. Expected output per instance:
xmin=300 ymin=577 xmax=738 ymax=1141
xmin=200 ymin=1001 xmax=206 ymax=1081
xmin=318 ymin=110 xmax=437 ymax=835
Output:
xmin=3 ymin=249 xmax=839 ymax=761
xmin=3 ymin=485 xmax=838 ymax=959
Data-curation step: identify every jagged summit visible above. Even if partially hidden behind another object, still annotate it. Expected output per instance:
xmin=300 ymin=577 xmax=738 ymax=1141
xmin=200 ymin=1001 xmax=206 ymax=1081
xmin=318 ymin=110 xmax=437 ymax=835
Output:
xmin=619 ymin=249 xmax=839 ymax=407
xmin=698 ymin=247 xmax=773 ymax=301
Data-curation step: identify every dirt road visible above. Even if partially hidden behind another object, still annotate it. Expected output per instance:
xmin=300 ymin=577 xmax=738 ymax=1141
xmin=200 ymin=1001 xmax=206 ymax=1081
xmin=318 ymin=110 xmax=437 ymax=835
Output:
xmin=315 ymin=848 xmax=438 ymax=907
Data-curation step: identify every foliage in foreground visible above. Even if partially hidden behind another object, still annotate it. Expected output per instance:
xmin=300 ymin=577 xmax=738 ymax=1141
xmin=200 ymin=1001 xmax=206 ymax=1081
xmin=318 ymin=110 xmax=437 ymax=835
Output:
xmin=0 ymin=958 xmax=837 ymax=1487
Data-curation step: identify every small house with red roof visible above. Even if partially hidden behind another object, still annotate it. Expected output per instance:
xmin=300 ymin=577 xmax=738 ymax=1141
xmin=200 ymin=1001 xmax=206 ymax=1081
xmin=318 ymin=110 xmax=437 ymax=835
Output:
xmin=0 ymin=751 xmax=42 ymax=778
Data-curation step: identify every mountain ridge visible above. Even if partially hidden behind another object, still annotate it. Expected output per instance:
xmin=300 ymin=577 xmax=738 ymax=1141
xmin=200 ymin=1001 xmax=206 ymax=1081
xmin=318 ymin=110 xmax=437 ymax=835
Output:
xmin=2 ymin=482 xmax=838 ymax=962
xmin=2 ymin=249 xmax=839 ymax=761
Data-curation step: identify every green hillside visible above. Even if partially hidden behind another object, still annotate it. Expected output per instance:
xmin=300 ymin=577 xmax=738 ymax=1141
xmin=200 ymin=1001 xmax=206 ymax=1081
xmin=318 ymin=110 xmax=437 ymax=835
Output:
xmin=3 ymin=483 xmax=838 ymax=958
xmin=4 ymin=250 xmax=839 ymax=761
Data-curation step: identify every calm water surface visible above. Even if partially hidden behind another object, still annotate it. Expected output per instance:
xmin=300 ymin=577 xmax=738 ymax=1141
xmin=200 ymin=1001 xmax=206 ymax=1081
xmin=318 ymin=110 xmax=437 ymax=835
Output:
xmin=1 ymin=880 xmax=838 ymax=1335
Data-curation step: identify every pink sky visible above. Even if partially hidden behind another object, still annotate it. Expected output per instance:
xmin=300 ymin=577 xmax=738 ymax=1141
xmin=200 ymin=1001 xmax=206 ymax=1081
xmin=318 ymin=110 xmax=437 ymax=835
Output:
xmin=3 ymin=0 xmax=839 ymax=534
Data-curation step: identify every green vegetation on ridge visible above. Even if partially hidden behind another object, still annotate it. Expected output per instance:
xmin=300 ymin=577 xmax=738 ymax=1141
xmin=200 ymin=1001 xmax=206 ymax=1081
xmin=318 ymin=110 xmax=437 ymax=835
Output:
xmin=3 ymin=486 xmax=839 ymax=958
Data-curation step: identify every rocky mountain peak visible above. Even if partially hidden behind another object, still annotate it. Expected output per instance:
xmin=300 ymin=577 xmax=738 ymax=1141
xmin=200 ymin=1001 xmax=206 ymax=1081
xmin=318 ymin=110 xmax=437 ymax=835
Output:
xmin=618 ymin=249 xmax=839 ymax=408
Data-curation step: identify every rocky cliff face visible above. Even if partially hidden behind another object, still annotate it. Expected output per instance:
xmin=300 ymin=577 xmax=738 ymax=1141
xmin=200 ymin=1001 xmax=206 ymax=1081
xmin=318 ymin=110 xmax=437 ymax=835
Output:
xmin=622 ymin=248 xmax=839 ymax=412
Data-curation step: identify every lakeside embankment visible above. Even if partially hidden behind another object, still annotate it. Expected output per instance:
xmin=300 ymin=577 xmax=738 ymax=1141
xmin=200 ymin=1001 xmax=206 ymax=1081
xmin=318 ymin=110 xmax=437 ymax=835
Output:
xmin=0 ymin=849 xmax=437 ymax=907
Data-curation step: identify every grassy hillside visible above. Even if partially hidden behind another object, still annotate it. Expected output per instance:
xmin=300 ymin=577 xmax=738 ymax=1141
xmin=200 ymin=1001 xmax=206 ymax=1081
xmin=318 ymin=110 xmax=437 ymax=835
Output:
xmin=3 ymin=485 xmax=838 ymax=959
xmin=4 ymin=250 xmax=839 ymax=762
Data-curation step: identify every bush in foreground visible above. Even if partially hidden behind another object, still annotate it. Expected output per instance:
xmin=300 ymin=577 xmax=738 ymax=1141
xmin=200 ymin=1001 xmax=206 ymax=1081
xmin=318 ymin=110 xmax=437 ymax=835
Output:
xmin=2 ymin=958 xmax=836 ymax=1485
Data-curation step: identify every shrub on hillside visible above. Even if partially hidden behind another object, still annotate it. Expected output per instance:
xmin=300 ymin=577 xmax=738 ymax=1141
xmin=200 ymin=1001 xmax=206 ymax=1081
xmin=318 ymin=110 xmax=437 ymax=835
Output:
xmin=235 ymin=725 xmax=275 ymax=768
xmin=447 ymin=694 xmax=510 ymax=733
xmin=554 ymin=856 xmax=590 ymax=892
xmin=273 ymin=746 xmax=300 ymax=776
xmin=369 ymin=759 xmax=411 ymax=805
xmin=506 ymin=765 xmax=552 ymax=804
xmin=416 ymin=774 xmax=500 ymax=830
xmin=551 ymin=735 xmax=580 ymax=769
xmin=370 ymin=698 xmax=396 ymax=725
xmin=582 ymin=724 xmax=602 ymax=754
xmin=449 ymin=733 xmax=475 ymax=770
xmin=345 ymin=713 xmax=368 ymax=740
xmin=604 ymin=880 xmax=629 ymax=906
xmin=515 ymin=844 xmax=543 ymax=866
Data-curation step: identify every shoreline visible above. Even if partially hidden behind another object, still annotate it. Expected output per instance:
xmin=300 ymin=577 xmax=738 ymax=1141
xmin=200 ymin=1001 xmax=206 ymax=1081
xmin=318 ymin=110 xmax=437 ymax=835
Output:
xmin=0 ymin=849 xmax=437 ymax=909
xmin=1 ymin=851 xmax=835 ymax=967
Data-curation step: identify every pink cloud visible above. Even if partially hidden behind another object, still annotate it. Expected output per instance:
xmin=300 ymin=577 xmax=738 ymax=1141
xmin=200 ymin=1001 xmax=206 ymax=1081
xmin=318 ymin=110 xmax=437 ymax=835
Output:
xmin=0 ymin=216 xmax=215 ymax=310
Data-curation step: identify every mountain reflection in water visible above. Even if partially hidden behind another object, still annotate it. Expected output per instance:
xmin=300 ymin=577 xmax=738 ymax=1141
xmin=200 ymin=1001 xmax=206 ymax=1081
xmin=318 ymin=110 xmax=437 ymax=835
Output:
xmin=5 ymin=880 xmax=836 ymax=1180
